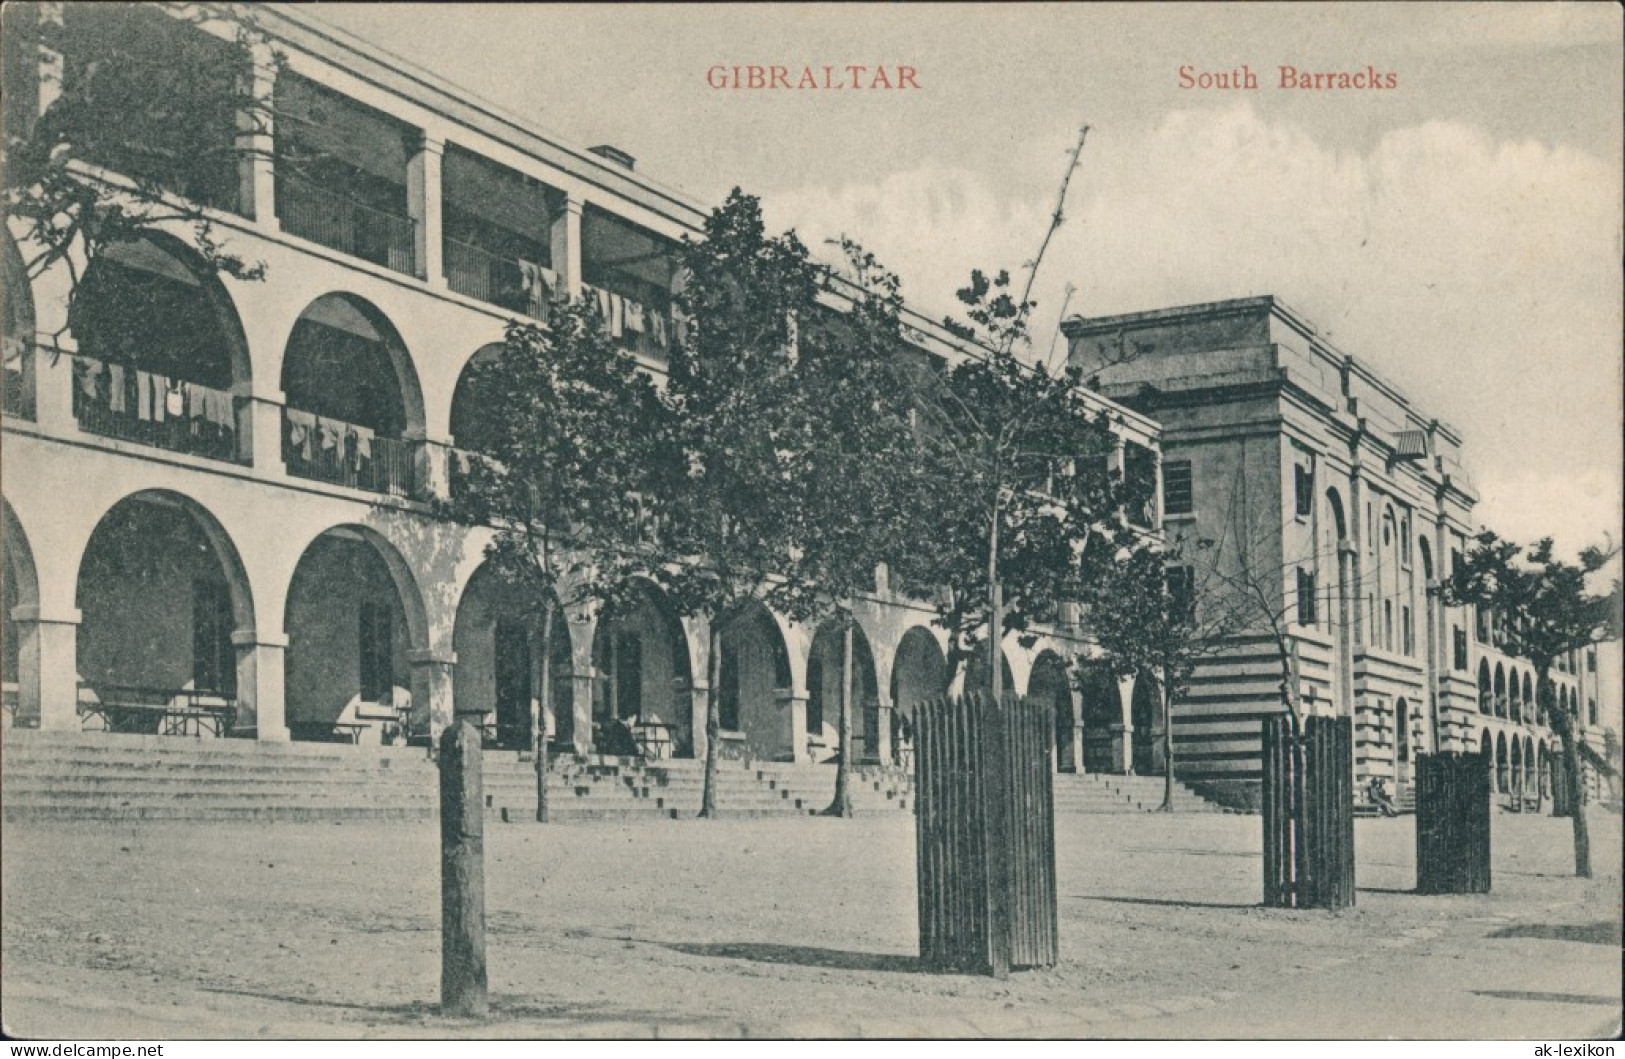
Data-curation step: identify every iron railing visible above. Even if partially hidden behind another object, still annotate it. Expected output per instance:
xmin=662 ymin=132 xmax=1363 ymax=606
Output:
xmin=283 ymin=407 xmax=423 ymax=499
xmin=278 ymin=174 xmax=417 ymax=276
xmin=71 ymin=356 xmax=243 ymax=463
xmin=444 ymin=237 xmax=549 ymax=319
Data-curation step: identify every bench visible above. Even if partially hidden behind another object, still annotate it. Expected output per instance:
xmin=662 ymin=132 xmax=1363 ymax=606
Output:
xmin=78 ymin=693 xmax=235 ymax=738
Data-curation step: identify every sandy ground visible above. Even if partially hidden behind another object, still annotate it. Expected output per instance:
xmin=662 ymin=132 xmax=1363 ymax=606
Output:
xmin=2 ymin=807 xmax=1619 ymax=1039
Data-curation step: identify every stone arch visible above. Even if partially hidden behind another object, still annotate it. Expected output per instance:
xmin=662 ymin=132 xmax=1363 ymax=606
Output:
xmin=1493 ymin=663 xmax=1507 ymax=718
xmin=1510 ymin=736 xmax=1523 ymax=797
xmin=1523 ymin=734 xmax=1536 ymax=800
xmin=2 ymin=497 xmax=41 ymax=716
xmin=448 ymin=341 xmax=506 ymax=450
xmin=889 ymin=625 xmax=947 ymax=766
xmin=283 ymin=524 xmax=429 ymax=741
xmin=451 ymin=559 xmax=573 ymax=751
xmin=1521 ymin=672 xmax=1533 ymax=724
xmin=69 ymin=230 xmax=252 ymax=393
xmin=962 ymin=640 xmax=1015 ymax=701
xmin=280 ymin=292 xmax=426 ymax=439
xmin=717 ymin=600 xmax=793 ymax=760
xmin=591 ymin=577 xmax=694 ymax=757
xmin=1028 ymin=650 xmax=1075 ymax=771
xmin=73 ymin=490 xmax=257 ymax=727
xmin=1495 ymin=731 xmax=1509 ymax=794
xmin=1508 ymin=669 xmax=1522 ymax=724
xmin=807 ymin=618 xmax=880 ymax=763
xmin=1478 ymin=659 xmax=1492 ymax=714
xmin=1131 ymin=670 xmax=1160 ymax=774
xmin=1076 ymin=661 xmax=1122 ymax=774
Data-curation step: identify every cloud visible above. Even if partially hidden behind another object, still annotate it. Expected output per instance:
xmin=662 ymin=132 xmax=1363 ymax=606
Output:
xmin=761 ymin=102 xmax=1622 ymax=545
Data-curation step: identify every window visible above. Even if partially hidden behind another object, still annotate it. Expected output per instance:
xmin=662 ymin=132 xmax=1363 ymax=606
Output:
xmin=615 ymin=632 xmax=642 ymax=718
xmin=1296 ymin=568 xmax=1317 ymax=626
xmin=1587 ymin=651 xmax=1597 ymax=673
xmin=1589 ymin=698 xmax=1598 ymax=726
xmin=718 ymin=641 xmax=740 ymax=731
xmin=1293 ymin=464 xmax=1313 ymax=518
xmin=1384 ymin=600 xmax=1394 ymax=652
xmin=1162 ymin=460 xmax=1193 ymax=516
xmin=358 ymin=602 xmax=393 ymax=704
xmin=1452 ymin=626 xmax=1468 ymax=671
xmin=1475 ymin=606 xmax=1490 ymax=644
xmin=191 ymin=578 xmax=236 ymax=697
xmin=1402 ymin=606 xmax=1413 ymax=656
xmin=1125 ymin=443 xmax=1158 ymax=527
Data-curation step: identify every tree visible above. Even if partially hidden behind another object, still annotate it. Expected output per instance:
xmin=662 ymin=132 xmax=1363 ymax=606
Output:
xmin=1442 ymin=532 xmax=1621 ymax=878
xmin=4 ymin=1 xmax=276 ymax=320
xmin=775 ymin=240 xmax=920 ymax=816
xmin=889 ymin=125 xmax=1141 ymax=705
xmin=1083 ymin=538 xmax=1246 ymax=810
xmin=439 ymin=299 xmax=668 ymax=821
xmin=641 ymin=189 xmax=830 ymax=818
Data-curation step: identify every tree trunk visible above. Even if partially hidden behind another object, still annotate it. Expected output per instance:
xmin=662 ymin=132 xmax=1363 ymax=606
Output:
xmin=988 ymin=506 xmax=1002 ymax=704
xmin=1159 ymin=678 xmax=1175 ymax=812
xmin=1544 ymin=666 xmax=1591 ymax=878
xmin=700 ymin=621 xmax=721 ymax=819
xmin=824 ymin=619 xmax=855 ymax=817
xmin=535 ymin=606 xmax=553 ymax=823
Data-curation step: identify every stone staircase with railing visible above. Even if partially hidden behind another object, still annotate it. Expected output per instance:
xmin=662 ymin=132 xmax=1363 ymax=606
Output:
xmin=3 ymin=730 xmax=1223 ymax=822
xmin=1050 ymin=771 xmax=1232 ymax=814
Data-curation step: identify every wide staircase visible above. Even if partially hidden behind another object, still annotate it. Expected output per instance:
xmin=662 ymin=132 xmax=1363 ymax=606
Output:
xmin=1051 ymin=771 xmax=1231 ymax=814
xmin=0 ymin=731 xmax=916 ymax=823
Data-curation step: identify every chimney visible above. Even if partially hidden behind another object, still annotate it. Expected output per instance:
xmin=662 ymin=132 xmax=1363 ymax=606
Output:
xmin=588 ymin=144 xmax=636 ymax=171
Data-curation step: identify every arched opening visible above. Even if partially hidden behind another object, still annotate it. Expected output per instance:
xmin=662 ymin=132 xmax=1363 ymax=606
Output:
xmin=890 ymin=627 xmax=946 ymax=769
xmin=1523 ymin=735 xmax=1536 ymax=803
xmin=4 ymin=231 xmax=37 ymax=420
xmin=1131 ymin=671 xmax=1160 ymax=774
xmin=590 ymin=580 xmax=692 ymax=757
xmin=75 ymin=492 xmax=253 ymax=734
xmin=67 ymin=234 xmax=250 ymax=461
xmin=1508 ymin=670 xmax=1522 ymax=724
xmin=1510 ymin=737 xmax=1523 ymax=799
xmin=447 ymin=343 xmax=507 ymax=500
xmin=1396 ymin=697 xmax=1411 ymax=786
xmin=1077 ymin=662 xmax=1122 ymax=774
xmin=717 ymin=602 xmax=792 ymax=761
xmin=1493 ymin=664 xmax=1507 ymax=719
xmin=1495 ymin=732 xmax=1509 ymax=795
xmin=2 ymin=499 xmax=41 ymax=721
xmin=280 ymin=294 xmax=425 ymax=497
xmin=1478 ymin=659 xmax=1492 ymax=715
xmin=1538 ymin=743 xmax=1551 ymax=801
xmin=284 ymin=527 xmax=424 ymax=743
xmin=452 ymin=561 xmax=573 ymax=752
xmin=1379 ymin=509 xmax=1398 ymax=652
xmin=1521 ymin=673 xmax=1533 ymax=725
xmin=963 ymin=641 xmax=1014 ymax=701
xmin=806 ymin=619 xmax=879 ymax=764
xmin=1028 ymin=651 xmax=1075 ymax=772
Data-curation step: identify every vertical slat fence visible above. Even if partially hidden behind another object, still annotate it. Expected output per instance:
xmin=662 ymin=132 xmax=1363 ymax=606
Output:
xmin=1415 ymin=751 xmax=1492 ymax=893
xmin=915 ymin=693 xmax=1056 ymax=976
xmin=1261 ymin=714 xmax=1355 ymax=910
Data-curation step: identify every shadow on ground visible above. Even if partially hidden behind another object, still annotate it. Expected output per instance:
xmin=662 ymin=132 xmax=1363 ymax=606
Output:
xmin=1487 ymin=921 xmax=1622 ymax=946
xmin=201 ymin=986 xmax=684 ymax=1026
xmin=1471 ymin=989 xmax=1619 ymax=1007
xmin=1077 ymin=894 xmax=1259 ymax=911
xmin=652 ymin=940 xmax=923 ymax=974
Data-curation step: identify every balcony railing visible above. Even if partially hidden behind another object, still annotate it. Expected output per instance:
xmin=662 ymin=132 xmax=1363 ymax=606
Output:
xmin=283 ymin=407 xmax=423 ymax=499
xmin=444 ymin=237 xmax=552 ymax=320
xmin=582 ymin=283 xmax=671 ymax=364
xmin=3 ymin=339 xmax=34 ymax=421
xmin=278 ymin=174 xmax=417 ymax=276
xmin=71 ymin=355 xmax=244 ymax=463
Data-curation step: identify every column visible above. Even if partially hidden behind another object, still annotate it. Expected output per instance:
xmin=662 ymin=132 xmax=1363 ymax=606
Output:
xmin=419 ymin=439 xmax=451 ymax=501
xmin=242 ymin=389 xmax=286 ymax=475
xmin=410 ymin=649 xmax=457 ymax=744
xmin=407 ymin=133 xmax=445 ymax=287
xmin=688 ymin=680 xmax=710 ymax=762
xmin=781 ymin=690 xmax=808 ymax=762
xmin=1113 ymin=674 xmax=1135 ymax=775
xmin=231 ymin=630 xmax=289 ymax=741
xmin=33 ymin=335 xmax=78 ymax=435
xmin=872 ymin=695 xmax=894 ymax=765
xmin=10 ymin=605 xmax=79 ymax=732
xmin=1066 ymin=719 xmax=1086 ymax=774
xmin=237 ymin=41 xmax=278 ymax=230
xmin=569 ymin=670 xmax=597 ymax=755
xmin=553 ymin=195 xmax=583 ymax=300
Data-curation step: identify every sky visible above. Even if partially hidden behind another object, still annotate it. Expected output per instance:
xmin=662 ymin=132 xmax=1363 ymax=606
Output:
xmin=309 ymin=2 xmax=1624 ymax=557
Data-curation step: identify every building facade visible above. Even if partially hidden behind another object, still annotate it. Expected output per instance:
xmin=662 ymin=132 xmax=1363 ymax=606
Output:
xmin=1 ymin=3 xmax=1164 ymax=773
xmin=1064 ymin=296 xmax=1618 ymax=807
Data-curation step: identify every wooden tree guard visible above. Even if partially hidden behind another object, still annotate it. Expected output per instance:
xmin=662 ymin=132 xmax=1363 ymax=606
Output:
xmin=1415 ymin=751 xmax=1492 ymax=894
xmin=915 ymin=693 xmax=1058 ymax=976
xmin=1261 ymin=714 xmax=1355 ymax=910
xmin=440 ymin=720 xmax=489 ymax=1016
